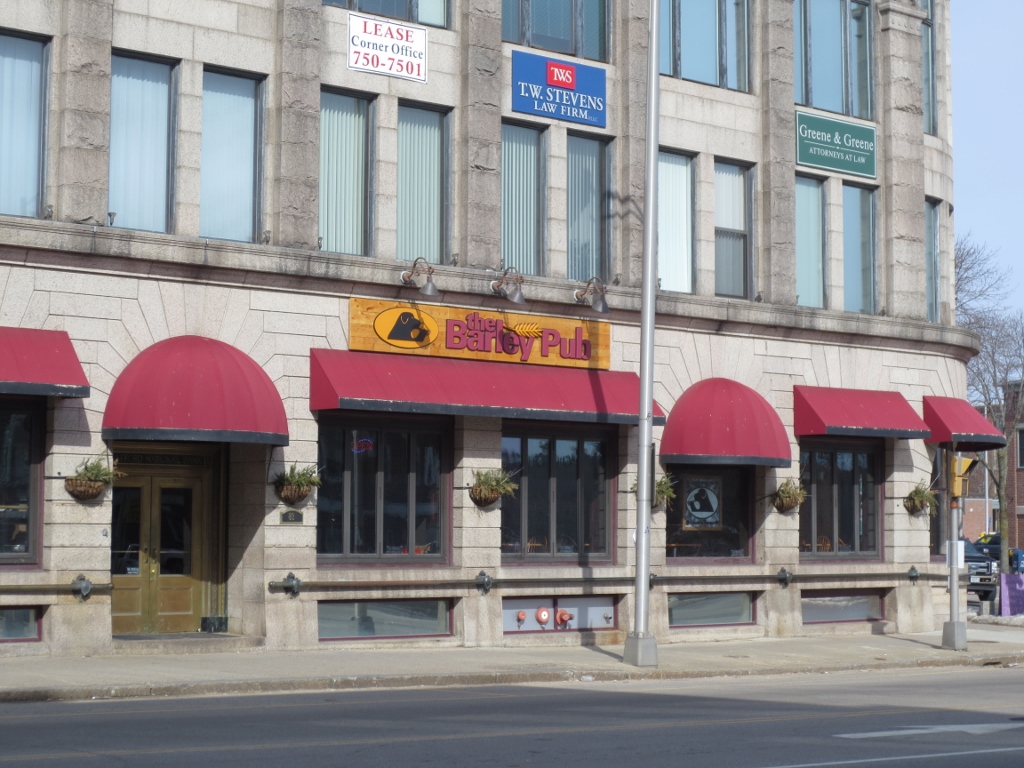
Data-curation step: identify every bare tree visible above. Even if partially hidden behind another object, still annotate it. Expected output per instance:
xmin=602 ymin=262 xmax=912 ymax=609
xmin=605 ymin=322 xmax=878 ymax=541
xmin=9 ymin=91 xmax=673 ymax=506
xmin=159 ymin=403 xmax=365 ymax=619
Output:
xmin=966 ymin=311 xmax=1024 ymax=573
xmin=954 ymin=233 xmax=1013 ymax=329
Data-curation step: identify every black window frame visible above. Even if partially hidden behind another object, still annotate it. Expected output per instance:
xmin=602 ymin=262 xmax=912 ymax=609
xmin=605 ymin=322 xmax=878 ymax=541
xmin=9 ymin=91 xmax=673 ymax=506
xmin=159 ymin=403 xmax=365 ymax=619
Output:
xmin=500 ymin=422 xmax=617 ymax=564
xmin=0 ymin=398 xmax=45 ymax=567
xmin=502 ymin=0 xmax=609 ymax=63
xmin=323 ymin=0 xmax=449 ymax=29
xmin=798 ymin=438 xmax=883 ymax=559
xmin=794 ymin=0 xmax=874 ymax=121
xmin=316 ymin=413 xmax=452 ymax=565
xmin=660 ymin=0 xmax=750 ymax=92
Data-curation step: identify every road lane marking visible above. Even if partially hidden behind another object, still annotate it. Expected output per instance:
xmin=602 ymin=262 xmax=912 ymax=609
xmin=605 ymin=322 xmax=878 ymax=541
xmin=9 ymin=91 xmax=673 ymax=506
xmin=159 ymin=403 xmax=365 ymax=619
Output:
xmin=757 ymin=745 xmax=1024 ymax=768
xmin=837 ymin=722 xmax=1024 ymax=738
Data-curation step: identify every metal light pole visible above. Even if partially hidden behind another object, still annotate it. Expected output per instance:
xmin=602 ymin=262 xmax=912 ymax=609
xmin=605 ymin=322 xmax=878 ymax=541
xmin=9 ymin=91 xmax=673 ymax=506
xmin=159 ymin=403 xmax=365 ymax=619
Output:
xmin=623 ymin=0 xmax=660 ymax=668
xmin=941 ymin=445 xmax=967 ymax=651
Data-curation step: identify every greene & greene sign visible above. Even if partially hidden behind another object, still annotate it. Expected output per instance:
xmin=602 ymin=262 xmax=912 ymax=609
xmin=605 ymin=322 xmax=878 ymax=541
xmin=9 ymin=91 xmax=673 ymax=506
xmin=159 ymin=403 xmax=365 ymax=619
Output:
xmin=796 ymin=111 xmax=877 ymax=179
xmin=349 ymin=299 xmax=610 ymax=369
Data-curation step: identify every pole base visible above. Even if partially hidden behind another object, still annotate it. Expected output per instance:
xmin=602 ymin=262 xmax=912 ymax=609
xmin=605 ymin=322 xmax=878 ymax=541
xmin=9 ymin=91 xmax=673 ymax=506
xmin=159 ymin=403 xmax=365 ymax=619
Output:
xmin=941 ymin=620 xmax=967 ymax=651
xmin=623 ymin=632 xmax=658 ymax=667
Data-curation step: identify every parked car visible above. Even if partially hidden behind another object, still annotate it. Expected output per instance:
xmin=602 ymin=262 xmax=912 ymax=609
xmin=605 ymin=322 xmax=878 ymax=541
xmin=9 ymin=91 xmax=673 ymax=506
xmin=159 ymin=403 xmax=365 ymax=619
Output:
xmin=963 ymin=538 xmax=999 ymax=602
xmin=975 ymin=532 xmax=1001 ymax=563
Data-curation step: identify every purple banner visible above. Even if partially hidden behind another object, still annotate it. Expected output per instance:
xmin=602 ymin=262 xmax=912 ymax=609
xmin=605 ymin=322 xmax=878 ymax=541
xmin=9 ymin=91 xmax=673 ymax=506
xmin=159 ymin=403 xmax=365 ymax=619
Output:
xmin=1000 ymin=574 xmax=1024 ymax=616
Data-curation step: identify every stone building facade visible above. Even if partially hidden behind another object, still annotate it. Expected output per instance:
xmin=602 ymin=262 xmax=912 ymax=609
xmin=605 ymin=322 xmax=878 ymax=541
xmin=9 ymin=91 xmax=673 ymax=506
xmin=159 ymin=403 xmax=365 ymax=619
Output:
xmin=0 ymin=0 xmax=986 ymax=657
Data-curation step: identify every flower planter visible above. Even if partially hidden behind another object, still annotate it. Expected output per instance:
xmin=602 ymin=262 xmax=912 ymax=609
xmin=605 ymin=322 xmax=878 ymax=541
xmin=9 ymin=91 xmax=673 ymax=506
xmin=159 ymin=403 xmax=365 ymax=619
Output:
xmin=65 ymin=477 xmax=106 ymax=501
xmin=276 ymin=484 xmax=311 ymax=506
xmin=773 ymin=496 xmax=801 ymax=513
xmin=469 ymin=486 xmax=502 ymax=508
xmin=903 ymin=497 xmax=929 ymax=514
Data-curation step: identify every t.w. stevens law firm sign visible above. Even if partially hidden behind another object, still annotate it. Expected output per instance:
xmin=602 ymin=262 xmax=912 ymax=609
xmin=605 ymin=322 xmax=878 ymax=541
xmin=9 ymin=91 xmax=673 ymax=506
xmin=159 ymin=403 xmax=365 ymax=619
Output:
xmin=796 ymin=111 xmax=877 ymax=179
xmin=349 ymin=299 xmax=610 ymax=369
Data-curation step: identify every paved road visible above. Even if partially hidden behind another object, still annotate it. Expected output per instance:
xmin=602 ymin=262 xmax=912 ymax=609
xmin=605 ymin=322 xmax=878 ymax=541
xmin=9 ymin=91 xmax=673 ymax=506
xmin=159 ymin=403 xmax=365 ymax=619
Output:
xmin=1 ymin=666 xmax=1022 ymax=767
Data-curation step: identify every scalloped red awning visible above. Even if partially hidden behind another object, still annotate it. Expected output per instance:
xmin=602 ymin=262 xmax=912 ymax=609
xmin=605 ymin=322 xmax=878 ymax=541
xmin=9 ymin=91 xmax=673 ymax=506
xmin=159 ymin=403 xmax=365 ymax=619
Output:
xmin=923 ymin=396 xmax=1005 ymax=451
xmin=102 ymin=336 xmax=288 ymax=445
xmin=794 ymin=385 xmax=929 ymax=439
xmin=0 ymin=327 xmax=89 ymax=397
xmin=310 ymin=349 xmax=665 ymax=425
xmin=659 ymin=378 xmax=791 ymax=467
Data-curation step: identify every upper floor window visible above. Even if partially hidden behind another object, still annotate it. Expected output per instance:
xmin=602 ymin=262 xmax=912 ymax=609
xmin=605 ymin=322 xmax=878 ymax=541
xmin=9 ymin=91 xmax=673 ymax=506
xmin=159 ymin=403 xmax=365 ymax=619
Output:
xmin=657 ymin=150 xmax=693 ymax=293
xmin=502 ymin=122 xmax=544 ymax=275
xmin=794 ymin=0 xmax=873 ymax=120
xmin=925 ymin=199 xmax=940 ymax=322
xmin=659 ymin=0 xmax=749 ymax=92
xmin=503 ymin=0 xmax=608 ymax=62
xmin=799 ymin=441 xmax=880 ymax=558
xmin=500 ymin=429 xmax=613 ymax=562
xmin=320 ymin=90 xmax=371 ymax=256
xmin=0 ymin=402 xmax=43 ymax=566
xmin=567 ymin=134 xmax=609 ymax=281
xmin=842 ymin=183 xmax=874 ymax=313
xmin=0 ymin=33 xmax=46 ymax=218
xmin=921 ymin=0 xmax=936 ymax=135
xmin=317 ymin=416 xmax=449 ymax=562
xmin=795 ymin=175 xmax=825 ymax=308
xmin=714 ymin=161 xmax=749 ymax=298
xmin=200 ymin=70 xmax=262 ymax=242
xmin=398 ymin=104 xmax=447 ymax=264
xmin=109 ymin=54 xmax=173 ymax=233
xmin=324 ymin=0 xmax=447 ymax=28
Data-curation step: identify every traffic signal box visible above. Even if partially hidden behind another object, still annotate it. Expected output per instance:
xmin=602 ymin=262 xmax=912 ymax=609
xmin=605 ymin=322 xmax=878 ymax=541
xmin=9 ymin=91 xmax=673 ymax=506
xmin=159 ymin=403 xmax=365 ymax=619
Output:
xmin=949 ymin=456 xmax=978 ymax=498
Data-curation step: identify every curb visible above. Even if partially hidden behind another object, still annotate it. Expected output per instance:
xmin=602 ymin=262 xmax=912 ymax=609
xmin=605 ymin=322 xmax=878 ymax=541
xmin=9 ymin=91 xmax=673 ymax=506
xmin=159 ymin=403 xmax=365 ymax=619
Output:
xmin=1 ymin=651 xmax=1021 ymax=704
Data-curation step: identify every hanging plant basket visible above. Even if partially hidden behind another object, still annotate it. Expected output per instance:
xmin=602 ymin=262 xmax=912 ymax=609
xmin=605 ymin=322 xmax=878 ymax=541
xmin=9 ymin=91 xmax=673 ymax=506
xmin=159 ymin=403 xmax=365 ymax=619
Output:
xmin=771 ymin=479 xmax=806 ymax=513
xmin=276 ymin=484 xmax=312 ymax=506
xmin=64 ymin=477 xmax=106 ymax=501
xmin=903 ymin=483 xmax=936 ymax=515
xmin=469 ymin=486 xmax=502 ymax=508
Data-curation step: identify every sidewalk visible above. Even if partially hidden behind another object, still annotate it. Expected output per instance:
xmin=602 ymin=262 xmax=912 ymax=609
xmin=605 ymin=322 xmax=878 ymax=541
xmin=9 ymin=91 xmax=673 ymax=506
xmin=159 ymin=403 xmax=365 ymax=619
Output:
xmin=2 ymin=624 xmax=1023 ymax=703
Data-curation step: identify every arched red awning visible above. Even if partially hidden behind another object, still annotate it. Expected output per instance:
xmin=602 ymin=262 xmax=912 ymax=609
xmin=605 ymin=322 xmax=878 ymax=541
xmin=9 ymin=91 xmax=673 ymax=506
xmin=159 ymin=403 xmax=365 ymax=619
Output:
xmin=102 ymin=336 xmax=288 ymax=445
xmin=660 ymin=378 xmax=791 ymax=467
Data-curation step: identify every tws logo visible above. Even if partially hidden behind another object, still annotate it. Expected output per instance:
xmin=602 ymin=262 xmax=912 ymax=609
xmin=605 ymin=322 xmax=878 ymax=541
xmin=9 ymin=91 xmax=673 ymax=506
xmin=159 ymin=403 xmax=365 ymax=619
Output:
xmin=372 ymin=307 xmax=440 ymax=349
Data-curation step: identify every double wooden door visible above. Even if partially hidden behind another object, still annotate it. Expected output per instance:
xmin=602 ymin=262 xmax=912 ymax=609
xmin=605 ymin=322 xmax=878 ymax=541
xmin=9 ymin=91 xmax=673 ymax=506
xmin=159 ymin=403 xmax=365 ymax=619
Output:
xmin=111 ymin=473 xmax=207 ymax=634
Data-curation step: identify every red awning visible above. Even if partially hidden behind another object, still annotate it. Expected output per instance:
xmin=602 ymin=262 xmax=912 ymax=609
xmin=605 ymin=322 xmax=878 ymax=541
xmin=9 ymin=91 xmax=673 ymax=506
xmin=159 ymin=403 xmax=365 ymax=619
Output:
xmin=310 ymin=349 xmax=665 ymax=425
xmin=793 ymin=385 xmax=929 ymax=439
xmin=659 ymin=378 xmax=791 ymax=467
xmin=923 ymin=396 xmax=1006 ymax=451
xmin=102 ymin=336 xmax=288 ymax=445
xmin=0 ymin=327 xmax=89 ymax=397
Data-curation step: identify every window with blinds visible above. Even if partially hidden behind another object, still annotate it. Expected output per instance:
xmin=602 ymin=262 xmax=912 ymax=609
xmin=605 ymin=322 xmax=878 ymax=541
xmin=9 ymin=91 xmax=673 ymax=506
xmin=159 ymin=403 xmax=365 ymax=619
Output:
xmin=0 ymin=34 xmax=45 ymax=218
xmin=320 ymin=92 xmax=369 ymax=256
xmin=501 ymin=123 xmax=542 ymax=275
xmin=657 ymin=151 xmax=693 ymax=293
xmin=566 ymin=135 xmax=607 ymax=282
xmin=714 ymin=162 xmax=748 ymax=298
xmin=398 ymin=105 xmax=445 ymax=264
xmin=109 ymin=55 xmax=172 ymax=233
xmin=842 ymin=184 xmax=874 ymax=314
xmin=200 ymin=71 xmax=260 ymax=242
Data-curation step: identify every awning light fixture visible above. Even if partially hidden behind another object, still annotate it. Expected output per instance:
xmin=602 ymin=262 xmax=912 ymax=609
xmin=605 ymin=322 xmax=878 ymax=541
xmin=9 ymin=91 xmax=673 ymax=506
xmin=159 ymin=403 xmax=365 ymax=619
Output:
xmin=400 ymin=257 xmax=440 ymax=297
xmin=490 ymin=267 xmax=526 ymax=305
xmin=574 ymin=276 xmax=609 ymax=314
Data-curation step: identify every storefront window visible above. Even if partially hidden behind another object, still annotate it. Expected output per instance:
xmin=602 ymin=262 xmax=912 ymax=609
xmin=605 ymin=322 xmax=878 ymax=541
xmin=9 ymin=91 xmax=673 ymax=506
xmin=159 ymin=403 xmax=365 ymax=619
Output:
xmin=317 ymin=417 xmax=448 ymax=561
xmin=668 ymin=593 xmax=753 ymax=626
xmin=318 ymin=600 xmax=450 ymax=639
xmin=500 ymin=430 xmax=612 ymax=560
xmin=799 ymin=441 xmax=880 ymax=557
xmin=665 ymin=466 xmax=752 ymax=559
xmin=0 ymin=404 xmax=41 ymax=565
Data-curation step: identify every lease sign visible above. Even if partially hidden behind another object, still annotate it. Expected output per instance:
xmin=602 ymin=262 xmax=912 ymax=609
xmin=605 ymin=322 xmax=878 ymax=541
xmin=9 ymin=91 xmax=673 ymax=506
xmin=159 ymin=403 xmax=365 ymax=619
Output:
xmin=348 ymin=12 xmax=427 ymax=83
xmin=349 ymin=299 xmax=610 ymax=370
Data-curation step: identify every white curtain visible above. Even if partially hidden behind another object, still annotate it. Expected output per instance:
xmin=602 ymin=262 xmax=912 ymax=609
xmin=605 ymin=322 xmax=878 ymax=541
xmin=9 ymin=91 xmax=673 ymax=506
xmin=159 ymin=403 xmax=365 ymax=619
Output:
xmin=714 ymin=162 xmax=747 ymax=297
xmin=567 ymin=135 xmax=604 ymax=282
xmin=320 ymin=92 xmax=367 ymax=256
xmin=398 ymin=106 xmax=444 ymax=263
xmin=502 ymin=124 xmax=541 ymax=275
xmin=795 ymin=176 xmax=824 ymax=308
xmin=109 ymin=56 xmax=171 ymax=232
xmin=200 ymin=71 xmax=257 ymax=242
xmin=0 ymin=35 xmax=44 ymax=217
xmin=657 ymin=152 xmax=692 ymax=293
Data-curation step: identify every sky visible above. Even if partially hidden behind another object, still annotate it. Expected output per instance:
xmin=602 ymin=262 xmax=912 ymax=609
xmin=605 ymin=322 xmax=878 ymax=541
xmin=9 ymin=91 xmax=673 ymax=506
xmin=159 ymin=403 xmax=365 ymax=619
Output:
xmin=951 ymin=0 xmax=1024 ymax=312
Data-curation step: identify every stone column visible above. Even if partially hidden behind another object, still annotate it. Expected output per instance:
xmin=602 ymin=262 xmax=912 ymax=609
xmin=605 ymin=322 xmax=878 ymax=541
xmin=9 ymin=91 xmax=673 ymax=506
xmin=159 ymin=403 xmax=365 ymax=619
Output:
xmin=270 ymin=0 xmax=322 ymax=250
xmin=52 ymin=0 xmax=113 ymax=226
xmin=877 ymin=0 xmax=928 ymax=320
xmin=459 ymin=0 xmax=502 ymax=270
xmin=758 ymin=0 xmax=797 ymax=305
